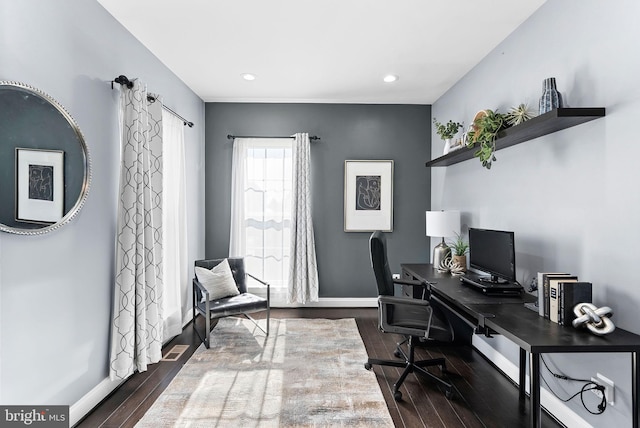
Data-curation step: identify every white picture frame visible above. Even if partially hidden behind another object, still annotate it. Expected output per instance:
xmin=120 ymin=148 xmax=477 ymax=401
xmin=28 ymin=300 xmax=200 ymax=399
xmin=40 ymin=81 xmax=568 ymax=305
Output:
xmin=344 ymin=160 xmax=393 ymax=232
xmin=16 ymin=148 xmax=65 ymax=224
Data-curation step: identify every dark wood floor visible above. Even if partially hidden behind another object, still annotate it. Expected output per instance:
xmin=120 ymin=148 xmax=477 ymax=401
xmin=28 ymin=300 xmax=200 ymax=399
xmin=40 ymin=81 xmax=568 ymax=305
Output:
xmin=76 ymin=308 xmax=562 ymax=428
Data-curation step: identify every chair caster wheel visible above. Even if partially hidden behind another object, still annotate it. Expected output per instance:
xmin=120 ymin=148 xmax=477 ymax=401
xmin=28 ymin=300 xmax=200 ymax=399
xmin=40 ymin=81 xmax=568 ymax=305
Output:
xmin=445 ymin=389 xmax=454 ymax=400
xmin=394 ymin=349 xmax=402 ymax=358
xmin=394 ymin=390 xmax=403 ymax=401
xmin=364 ymin=362 xmax=372 ymax=370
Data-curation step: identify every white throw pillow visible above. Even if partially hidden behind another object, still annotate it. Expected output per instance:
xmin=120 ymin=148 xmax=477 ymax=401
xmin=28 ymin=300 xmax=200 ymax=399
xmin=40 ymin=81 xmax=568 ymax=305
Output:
xmin=195 ymin=259 xmax=240 ymax=302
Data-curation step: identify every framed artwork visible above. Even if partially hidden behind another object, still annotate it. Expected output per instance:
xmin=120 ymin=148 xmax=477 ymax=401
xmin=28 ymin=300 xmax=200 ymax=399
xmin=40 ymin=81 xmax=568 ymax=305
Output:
xmin=344 ymin=160 xmax=393 ymax=232
xmin=16 ymin=148 xmax=65 ymax=224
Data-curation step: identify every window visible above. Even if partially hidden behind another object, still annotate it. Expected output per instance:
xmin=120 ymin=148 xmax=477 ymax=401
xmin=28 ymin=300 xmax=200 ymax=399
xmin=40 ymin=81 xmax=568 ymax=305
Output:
xmin=230 ymin=139 xmax=293 ymax=291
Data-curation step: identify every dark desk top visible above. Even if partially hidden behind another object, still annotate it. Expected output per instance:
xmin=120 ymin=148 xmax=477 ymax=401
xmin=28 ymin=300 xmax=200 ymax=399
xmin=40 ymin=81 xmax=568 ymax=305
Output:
xmin=402 ymin=263 xmax=640 ymax=353
xmin=402 ymin=263 xmax=535 ymax=316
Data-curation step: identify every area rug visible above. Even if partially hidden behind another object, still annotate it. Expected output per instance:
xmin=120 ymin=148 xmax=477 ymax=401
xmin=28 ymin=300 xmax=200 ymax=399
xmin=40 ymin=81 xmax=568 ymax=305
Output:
xmin=135 ymin=317 xmax=393 ymax=427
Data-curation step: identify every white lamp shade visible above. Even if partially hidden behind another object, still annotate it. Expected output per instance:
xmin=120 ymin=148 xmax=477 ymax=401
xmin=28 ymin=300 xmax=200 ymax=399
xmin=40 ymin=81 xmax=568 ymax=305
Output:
xmin=426 ymin=211 xmax=460 ymax=238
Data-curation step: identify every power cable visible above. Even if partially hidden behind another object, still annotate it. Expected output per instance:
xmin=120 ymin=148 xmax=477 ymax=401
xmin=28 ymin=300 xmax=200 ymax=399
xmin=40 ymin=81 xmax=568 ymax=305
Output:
xmin=540 ymin=355 xmax=606 ymax=415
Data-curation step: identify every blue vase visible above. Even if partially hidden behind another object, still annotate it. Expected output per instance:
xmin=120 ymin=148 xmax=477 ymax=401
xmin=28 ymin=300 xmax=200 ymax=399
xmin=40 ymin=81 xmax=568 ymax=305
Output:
xmin=539 ymin=77 xmax=563 ymax=115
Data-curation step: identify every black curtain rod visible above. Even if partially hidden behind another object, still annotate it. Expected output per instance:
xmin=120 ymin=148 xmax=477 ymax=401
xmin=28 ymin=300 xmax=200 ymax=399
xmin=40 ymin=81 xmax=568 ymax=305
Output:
xmin=112 ymin=75 xmax=194 ymax=128
xmin=147 ymin=95 xmax=194 ymax=128
xmin=227 ymin=134 xmax=320 ymax=141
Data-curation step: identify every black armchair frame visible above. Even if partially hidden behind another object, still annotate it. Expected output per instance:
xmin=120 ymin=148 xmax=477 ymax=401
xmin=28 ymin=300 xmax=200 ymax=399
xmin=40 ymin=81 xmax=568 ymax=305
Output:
xmin=192 ymin=258 xmax=270 ymax=348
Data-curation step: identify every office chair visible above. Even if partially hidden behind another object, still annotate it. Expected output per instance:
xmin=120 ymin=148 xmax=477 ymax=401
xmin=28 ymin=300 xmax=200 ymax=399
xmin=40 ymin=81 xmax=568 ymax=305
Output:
xmin=364 ymin=231 xmax=454 ymax=401
xmin=193 ymin=258 xmax=270 ymax=348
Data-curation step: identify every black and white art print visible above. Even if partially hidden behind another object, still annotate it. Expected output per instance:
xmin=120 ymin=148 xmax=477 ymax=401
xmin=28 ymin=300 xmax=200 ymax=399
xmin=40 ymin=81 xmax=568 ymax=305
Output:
xmin=16 ymin=148 xmax=64 ymax=224
xmin=355 ymin=175 xmax=381 ymax=211
xmin=344 ymin=160 xmax=393 ymax=232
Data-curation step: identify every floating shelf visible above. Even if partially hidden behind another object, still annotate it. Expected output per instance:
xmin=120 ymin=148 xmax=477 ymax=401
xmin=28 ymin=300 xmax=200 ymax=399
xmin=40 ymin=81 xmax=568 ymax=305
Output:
xmin=425 ymin=107 xmax=606 ymax=167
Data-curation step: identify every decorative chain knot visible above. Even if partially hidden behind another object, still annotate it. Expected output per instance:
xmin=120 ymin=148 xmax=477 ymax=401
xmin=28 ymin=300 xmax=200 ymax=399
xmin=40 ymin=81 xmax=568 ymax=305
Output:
xmin=572 ymin=303 xmax=615 ymax=336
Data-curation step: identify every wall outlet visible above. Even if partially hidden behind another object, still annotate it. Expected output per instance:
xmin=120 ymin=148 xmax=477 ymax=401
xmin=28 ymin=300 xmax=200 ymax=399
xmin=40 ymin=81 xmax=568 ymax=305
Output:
xmin=591 ymin=373 xmax=615 ymax=405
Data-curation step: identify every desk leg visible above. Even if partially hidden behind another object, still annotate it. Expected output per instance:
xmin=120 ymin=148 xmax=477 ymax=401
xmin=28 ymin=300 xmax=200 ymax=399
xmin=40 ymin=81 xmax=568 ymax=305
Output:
xmin=633 ymin=351 xmax=638 ymax=428
xmin=519 ymin=348 xmax=526 ymax=400
xmin=530 ymin=352 xmax=541 ymax=428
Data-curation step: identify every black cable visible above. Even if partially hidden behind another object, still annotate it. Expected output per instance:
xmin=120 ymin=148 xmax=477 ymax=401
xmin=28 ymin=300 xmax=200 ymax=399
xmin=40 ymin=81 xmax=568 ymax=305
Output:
xmin=540 ymin=355 xmax=606 ymax=415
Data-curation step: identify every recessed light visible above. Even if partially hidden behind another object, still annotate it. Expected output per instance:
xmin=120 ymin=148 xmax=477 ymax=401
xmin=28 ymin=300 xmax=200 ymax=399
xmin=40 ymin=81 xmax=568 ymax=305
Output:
xmin=383 ymin=74 xmax=398 ymax=83
xmin=242 ymin=73 xmax=256 ymax=81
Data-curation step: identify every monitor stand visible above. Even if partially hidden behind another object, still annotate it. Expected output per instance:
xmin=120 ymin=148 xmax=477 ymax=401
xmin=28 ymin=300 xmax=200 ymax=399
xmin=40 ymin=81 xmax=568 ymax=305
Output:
xmin=460 ymin=272 xmax=523 ymax=294
xmin=479 ymin=275 xmax=509 ymax=285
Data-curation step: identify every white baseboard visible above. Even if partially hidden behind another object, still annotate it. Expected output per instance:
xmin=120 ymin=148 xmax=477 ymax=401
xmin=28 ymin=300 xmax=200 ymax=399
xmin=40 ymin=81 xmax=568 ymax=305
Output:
xmin=472 ymin=337 xmax=592 ymax=428
xmin=272 ymin=297 xmax=378 ymax=308
xmin=70 ymin=376 xmax=124 ymax=427
xmin=69 ymin=315 xmax=195 ymax=427
xmin=245 ymin=288 xmax=378 ymax=308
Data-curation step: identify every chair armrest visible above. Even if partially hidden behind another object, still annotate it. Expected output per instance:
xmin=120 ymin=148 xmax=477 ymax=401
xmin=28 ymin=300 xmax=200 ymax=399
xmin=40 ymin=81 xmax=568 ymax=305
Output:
xmin=393 ymin=278 xmax=424 ymax=287
xmin=392 ymin=277 xmax=433 ymax=299
xmin=379 ymin=295 xmax=430 ymax=307
xmin=247 ymin=273 xmax=270 ymax=289
xmin=378 ymin=295 xmax=433 ymax=338
xmin=193 ymin=278 xmax=209 ymax=302
xmin=246 ymin=273 xmax=270 ymax=305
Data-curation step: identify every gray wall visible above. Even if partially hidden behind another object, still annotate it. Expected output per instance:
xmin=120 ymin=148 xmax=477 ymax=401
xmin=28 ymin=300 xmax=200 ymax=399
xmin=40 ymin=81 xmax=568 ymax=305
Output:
xmin=431 ymin=1 xmax=639 ymax=426
xmin=205 ymin=103 xmax=431 ymax=297
xmin=0 ymin=0 xmax=205 ymax=414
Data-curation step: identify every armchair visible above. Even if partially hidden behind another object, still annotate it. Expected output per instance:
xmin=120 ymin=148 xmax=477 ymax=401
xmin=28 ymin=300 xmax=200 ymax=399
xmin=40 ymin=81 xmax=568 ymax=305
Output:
xmin=192 ymin=258 xmax=270 ymax=348
xmin=364 ymin=231 xmax=454 ymax=401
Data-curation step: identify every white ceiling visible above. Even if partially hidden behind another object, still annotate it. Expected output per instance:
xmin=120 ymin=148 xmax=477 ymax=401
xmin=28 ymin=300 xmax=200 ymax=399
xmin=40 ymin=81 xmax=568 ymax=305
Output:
xmin=98 ymin=0 xmax=546 ymax=104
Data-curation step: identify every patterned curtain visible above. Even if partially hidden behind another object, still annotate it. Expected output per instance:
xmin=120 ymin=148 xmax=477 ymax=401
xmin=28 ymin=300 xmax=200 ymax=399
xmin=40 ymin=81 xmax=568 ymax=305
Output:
xmin=109 ymin=81 xmax=164 ymax=380
xmin=287 ymin=133 xmax=319 ymax=303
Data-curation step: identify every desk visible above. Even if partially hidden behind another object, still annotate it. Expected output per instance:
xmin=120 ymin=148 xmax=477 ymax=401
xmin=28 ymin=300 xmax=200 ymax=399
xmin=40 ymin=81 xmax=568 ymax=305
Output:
xmin=402 ymin=263 xmax=640 ymax=428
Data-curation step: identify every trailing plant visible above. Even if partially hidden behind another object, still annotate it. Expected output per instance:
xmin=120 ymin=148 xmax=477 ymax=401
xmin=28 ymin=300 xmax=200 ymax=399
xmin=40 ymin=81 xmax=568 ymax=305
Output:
xmin=466 ymin=109 xmax=509 ymax=170
xmin=505 ymin=103 xmax=535 ymax=126
xmin=433 ymin=118 xmax=463 ymax=140
xmin=447 ymin=232 xmax=469 ymax=256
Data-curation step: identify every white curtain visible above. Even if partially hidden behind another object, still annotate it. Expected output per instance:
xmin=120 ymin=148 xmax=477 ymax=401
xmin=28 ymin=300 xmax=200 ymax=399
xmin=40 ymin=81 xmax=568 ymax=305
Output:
xmin=287 ymin=133 xmax=319 ymax=303
xmin=229 ymin=138 xmax=249 ymax=258
xmin=161 ymin=110 xmax=187 ymax=342
xmin=230 ymin=138 xmax=293 ymax=300
xmin=109 ymin=81 xmax=164 ymax=380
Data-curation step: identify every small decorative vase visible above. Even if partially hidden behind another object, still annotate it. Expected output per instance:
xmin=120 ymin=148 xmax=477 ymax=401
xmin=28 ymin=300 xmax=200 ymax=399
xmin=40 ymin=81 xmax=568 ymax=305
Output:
xmin=443 ymin=138 xmax=451 ymax=155
xmin=539 ymin=77 xmax=563 ymax=115
xmin=452 ymin=255 xmax=467 ymax=272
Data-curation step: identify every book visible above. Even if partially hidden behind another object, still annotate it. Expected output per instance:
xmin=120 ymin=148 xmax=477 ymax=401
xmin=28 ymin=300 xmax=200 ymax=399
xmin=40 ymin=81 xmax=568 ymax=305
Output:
xmin=549 ymin=277 xmax=577 ymax=323
xmin=538 ymin=273 xmax=572 ymax=318
xmin=559 ymin=282 xmax=592 ymax=326
xmin=537 ymin=272 xmax=565 ymax=316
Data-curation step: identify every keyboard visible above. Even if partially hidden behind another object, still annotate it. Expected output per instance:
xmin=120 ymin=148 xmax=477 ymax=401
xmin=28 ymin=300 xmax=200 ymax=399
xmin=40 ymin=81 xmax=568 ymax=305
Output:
xmin=460 ymin=273 xmax=523 ymax=295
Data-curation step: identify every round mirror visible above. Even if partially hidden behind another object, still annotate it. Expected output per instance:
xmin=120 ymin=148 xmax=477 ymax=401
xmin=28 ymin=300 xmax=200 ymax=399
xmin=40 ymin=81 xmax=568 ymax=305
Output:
xmin=0 ymin=81 xmax=91 ymax=235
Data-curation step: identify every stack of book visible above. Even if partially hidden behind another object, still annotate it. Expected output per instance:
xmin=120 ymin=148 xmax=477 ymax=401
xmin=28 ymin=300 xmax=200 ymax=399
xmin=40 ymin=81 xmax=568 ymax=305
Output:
xmin=537 ymin=272 xmax=592 ymax=326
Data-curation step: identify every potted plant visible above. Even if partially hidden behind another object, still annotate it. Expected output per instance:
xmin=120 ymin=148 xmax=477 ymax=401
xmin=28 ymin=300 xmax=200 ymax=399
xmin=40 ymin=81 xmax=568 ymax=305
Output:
xmin=447 ymin=233 xmax=469 ymax=272
xmin=466 ymin=109 xmax=509 ymax=170
xmin=433 ymin=118 xmax=463 ymax=155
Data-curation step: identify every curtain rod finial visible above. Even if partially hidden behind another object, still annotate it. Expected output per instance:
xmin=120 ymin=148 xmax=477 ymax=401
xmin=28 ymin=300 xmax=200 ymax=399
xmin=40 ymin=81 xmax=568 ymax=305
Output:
xmin=113 ymin=75 xmax=133 ymax=89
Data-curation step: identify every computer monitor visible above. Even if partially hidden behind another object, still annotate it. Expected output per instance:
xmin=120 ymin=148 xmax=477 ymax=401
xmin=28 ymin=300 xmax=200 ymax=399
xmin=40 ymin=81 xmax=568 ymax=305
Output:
xmin=468 ymin=228 xmax=516 ymax=284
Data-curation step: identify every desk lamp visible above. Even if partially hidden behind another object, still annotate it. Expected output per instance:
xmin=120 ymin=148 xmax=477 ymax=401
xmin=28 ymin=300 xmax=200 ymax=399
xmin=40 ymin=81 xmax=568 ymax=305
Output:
xmin=426 ymin=210 xmax=460 ymax=268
